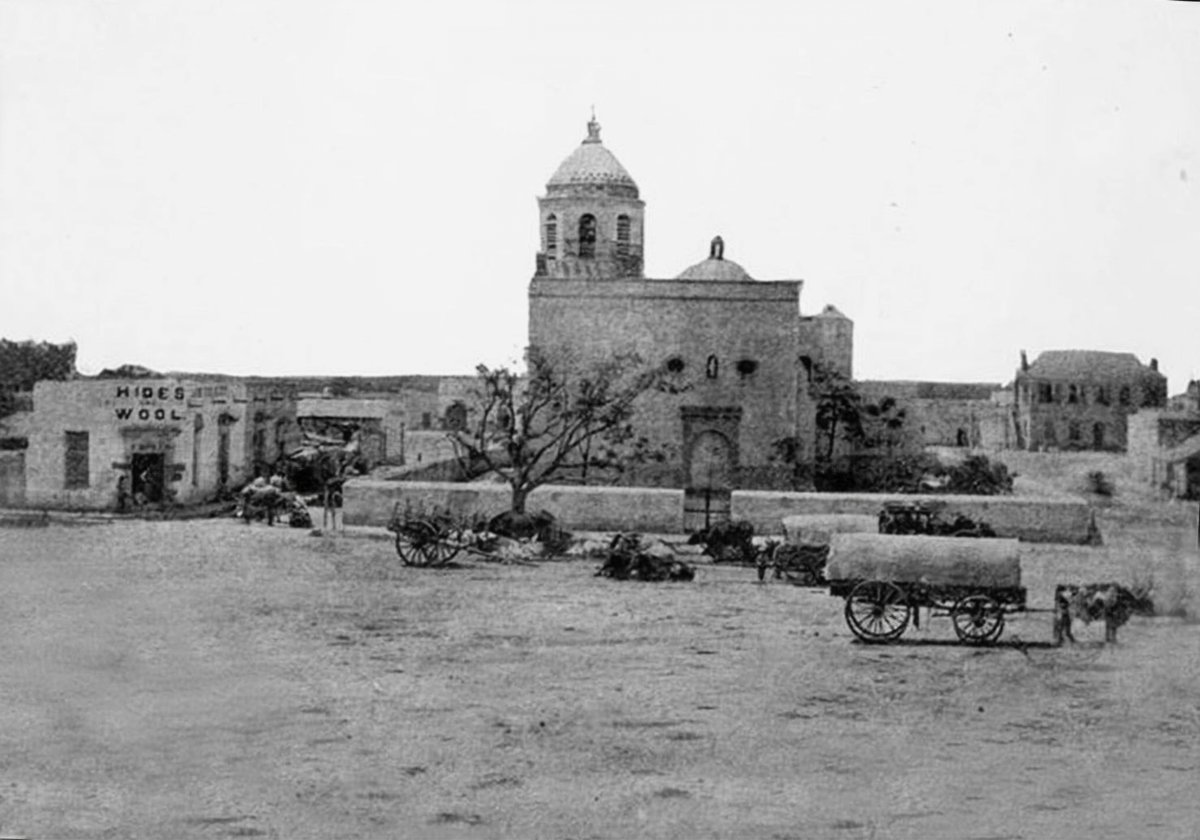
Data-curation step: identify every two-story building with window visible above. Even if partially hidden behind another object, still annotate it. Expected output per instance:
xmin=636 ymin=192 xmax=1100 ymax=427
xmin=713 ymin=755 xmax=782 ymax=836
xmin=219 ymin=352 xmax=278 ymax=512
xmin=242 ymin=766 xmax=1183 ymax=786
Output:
xmin=1013 ymin=350 xmax=1167 ymax=451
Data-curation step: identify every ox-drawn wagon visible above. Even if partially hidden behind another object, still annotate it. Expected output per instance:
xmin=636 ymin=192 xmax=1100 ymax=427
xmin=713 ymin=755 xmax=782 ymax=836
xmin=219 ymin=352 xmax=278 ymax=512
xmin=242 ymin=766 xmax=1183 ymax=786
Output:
xmin=826 ymin=532 xmax=1026 ymax=644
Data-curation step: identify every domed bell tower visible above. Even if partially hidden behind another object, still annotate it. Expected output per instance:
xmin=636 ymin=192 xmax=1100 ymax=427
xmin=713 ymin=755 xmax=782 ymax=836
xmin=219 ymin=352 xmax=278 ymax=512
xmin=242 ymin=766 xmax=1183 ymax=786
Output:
xmin=535 ymin=116 xmax=645 ymax=280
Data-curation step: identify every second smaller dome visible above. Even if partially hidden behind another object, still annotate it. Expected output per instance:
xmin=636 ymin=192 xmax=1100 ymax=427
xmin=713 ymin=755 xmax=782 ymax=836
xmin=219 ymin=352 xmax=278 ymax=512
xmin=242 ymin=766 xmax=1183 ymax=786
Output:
xmin=675 ymin=236 xmax=754 ymax=282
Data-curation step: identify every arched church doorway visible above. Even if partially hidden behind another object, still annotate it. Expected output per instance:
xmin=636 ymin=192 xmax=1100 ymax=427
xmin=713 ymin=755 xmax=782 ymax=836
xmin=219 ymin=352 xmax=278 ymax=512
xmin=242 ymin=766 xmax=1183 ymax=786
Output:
xmin=688 ymin=430 xmax=732 ymax=490
xmin=680 ymin=407 xmax=741 ymax=532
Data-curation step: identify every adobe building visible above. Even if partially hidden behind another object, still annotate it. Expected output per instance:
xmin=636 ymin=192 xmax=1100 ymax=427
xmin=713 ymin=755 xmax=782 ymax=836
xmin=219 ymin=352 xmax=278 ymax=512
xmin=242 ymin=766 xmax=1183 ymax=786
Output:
xmin=1013 ymin=350 xmax=1167 ymax=451
xmin=855 ymin=380 xmax=1016 ymax=450
xmin=21 ymin=377 xmax=297 ymax=510
xmin=296 ymin=397 xmax=402 ymax=466
xmin=527 ymin=118 xmax=853 ymax=518
xmin=1128 ymin=386 xmax=1200 ymax=499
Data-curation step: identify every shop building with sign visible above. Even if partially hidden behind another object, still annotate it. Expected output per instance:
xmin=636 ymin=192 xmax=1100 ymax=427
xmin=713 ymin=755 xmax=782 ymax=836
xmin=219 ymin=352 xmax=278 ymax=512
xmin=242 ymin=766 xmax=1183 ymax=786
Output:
xmin=21 ymin=377 xmax=297 ymax=510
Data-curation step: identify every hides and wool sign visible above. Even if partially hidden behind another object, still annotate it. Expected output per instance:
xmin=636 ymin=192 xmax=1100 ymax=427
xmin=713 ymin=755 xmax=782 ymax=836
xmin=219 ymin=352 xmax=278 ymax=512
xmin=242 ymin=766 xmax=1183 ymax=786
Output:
xmin=113 ymin=385 xmax=187 ymax=422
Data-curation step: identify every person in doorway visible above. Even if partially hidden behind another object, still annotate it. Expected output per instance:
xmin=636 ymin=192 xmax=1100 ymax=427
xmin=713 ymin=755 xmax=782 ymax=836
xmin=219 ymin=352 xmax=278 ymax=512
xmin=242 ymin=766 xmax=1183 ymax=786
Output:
xmin=116 ymin=474 xmax=130 ymax=513
xmin=137 ymin=466 xmax=158 ymax=507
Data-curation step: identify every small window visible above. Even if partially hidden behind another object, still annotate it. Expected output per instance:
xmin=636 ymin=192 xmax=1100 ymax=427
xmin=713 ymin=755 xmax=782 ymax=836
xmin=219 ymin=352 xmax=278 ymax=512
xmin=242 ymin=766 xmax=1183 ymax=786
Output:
xmin=799 ymin=356 xmax=813 ymax=383
xmin=578 ymin=214 xmax=597 ymax=259
xmin=421 ymin=412 xmax=432 ymax=430
xmin=616 ymin=215 xmax=630 ymax=256
xmin=445 ymin=401 xmax=468 ymax=432
xmin=1093 ymin=422 xmax=1106 ymax=449
xmin=736 ymin=359 xmax=758 ymax=377
xmin=1068 ymin=421 xmax=1081 ymax=443
xmin=1118 ymin=386 xmax=1131 ymax=407
xmin=64 ymin=431 xmax=89 ymax=489
xmin=1067 ymin=384 xmax=1079 ymax=404
xmin=1043 ymin=420 xmax=1057 ymax=446
xmin=666 ymin=356 xmax=685 ymax=374
xmin=1095 ymin=386 xmax=1110 ymax=406
xmin=1038 ymin=382 xmax=1053 ymax=404
xmin=545 ymin=215 xmax=557 ymax=255
xmin=706 ymin=355 xmax=719 ymax=379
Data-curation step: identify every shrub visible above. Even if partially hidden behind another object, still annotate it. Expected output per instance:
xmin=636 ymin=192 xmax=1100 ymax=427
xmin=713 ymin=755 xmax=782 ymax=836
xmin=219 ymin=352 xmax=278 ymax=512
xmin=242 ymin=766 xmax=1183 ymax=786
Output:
xmin=943 ymin=455 xmax=1014 ymax=495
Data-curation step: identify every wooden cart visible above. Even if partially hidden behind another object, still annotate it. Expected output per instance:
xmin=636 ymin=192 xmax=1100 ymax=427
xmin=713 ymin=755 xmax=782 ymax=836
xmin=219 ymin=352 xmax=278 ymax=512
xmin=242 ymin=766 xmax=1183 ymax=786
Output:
xmin=826 ymin=533 xmax=1026 ymax=644
xmin=386 ymin=502 xmax=466 ymax=567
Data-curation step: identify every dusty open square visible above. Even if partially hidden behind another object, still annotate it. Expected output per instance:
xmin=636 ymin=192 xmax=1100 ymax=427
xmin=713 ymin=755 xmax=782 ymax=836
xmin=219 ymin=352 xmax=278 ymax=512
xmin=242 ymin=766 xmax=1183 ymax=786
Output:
xmin=1 ymin=508 xmax=1198 ymax=839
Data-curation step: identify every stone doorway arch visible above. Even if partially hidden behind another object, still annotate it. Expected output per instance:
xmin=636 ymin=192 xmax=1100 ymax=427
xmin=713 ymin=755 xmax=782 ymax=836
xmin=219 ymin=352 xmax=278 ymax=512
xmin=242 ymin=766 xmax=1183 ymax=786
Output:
xmin=688 ymin=430 xmax=733 ymax=490
xmin=681 ymin=406 xmax=742 ymax=532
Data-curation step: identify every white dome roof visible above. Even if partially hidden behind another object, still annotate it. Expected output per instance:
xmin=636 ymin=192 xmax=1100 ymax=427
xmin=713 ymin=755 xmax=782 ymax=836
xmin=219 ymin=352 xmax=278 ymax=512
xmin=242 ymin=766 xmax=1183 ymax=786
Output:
xmin=546 ymin=119 xmax=638 ymax=198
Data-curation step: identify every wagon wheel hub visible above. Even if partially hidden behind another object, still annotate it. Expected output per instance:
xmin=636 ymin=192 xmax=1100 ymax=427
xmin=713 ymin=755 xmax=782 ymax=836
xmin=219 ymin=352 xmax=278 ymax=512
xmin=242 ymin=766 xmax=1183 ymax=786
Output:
xmin=844 ymin=580 xmax=911 ymax=643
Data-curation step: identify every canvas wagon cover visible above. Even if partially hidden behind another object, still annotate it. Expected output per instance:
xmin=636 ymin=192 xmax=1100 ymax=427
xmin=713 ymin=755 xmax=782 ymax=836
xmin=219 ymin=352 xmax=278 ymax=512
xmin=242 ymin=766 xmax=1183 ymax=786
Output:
xmin=826 ymin=533 xmax=1022 ymax=589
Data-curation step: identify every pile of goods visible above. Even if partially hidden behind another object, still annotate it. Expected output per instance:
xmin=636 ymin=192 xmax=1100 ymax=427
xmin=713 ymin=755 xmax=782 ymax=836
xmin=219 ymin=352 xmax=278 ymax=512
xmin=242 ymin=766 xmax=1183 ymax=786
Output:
xmin=595 ymin=533 xmax=695 ymax=582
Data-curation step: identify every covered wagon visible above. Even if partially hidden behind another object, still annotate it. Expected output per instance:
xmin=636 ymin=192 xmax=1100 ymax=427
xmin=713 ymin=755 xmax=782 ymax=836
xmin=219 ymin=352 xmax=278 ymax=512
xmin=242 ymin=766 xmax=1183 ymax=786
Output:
xmin=826 ymin=533 xmax=1025 ymax=644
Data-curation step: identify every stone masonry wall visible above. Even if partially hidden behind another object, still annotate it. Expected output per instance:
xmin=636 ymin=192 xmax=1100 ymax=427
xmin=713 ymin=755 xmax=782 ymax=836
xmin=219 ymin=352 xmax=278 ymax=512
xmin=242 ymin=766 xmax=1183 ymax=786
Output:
xmin=732 ymin=490 xmax=1095 ymax=544
xmin=529 ymin=277 xmax=801 ymax=480
xmin=346 ymin=480 xmax=1094 ymax=544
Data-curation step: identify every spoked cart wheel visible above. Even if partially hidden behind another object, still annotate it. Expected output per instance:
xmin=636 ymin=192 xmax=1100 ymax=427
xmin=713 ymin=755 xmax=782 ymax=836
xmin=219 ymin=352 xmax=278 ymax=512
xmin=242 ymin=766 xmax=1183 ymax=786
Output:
xmin=951 ymin=594 xmax=1005 ymax=644
xmin=418 ymin=530 xmax=462 ymax=566
xmin=844 ymin=580 xmax=911 ymax=642
xmin=395 ymin=521 xmax=438 ymax=566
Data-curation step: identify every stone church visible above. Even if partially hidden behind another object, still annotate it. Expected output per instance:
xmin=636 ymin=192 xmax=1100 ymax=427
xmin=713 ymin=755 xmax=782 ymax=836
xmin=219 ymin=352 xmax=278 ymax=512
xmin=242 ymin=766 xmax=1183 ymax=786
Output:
xmin=527 ymin=118 xmax=852 ymax=517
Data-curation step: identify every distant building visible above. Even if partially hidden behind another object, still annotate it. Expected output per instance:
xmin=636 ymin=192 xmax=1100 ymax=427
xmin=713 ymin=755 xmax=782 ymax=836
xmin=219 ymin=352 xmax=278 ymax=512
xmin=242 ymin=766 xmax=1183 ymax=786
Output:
xmin=1013 ymin=350 xmax=1167 ymax=451
xmin=295 ymin=397 xmax=403 ymax=466
xmin=10 ymin=377 xmax=297 ymax=510
xmin=1128 ymin=380 xmax=1200 ymax=499
xmin=855 ymin=381 xmax=1015 ymax=450
xmin=527 ymin=117 xmax=853 ymax=517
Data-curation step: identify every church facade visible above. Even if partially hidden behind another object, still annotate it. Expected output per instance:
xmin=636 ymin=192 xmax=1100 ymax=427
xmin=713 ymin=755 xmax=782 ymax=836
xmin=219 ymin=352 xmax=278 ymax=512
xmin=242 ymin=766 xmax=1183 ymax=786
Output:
xmin=527 ymin=118 xmax=852 ymax=511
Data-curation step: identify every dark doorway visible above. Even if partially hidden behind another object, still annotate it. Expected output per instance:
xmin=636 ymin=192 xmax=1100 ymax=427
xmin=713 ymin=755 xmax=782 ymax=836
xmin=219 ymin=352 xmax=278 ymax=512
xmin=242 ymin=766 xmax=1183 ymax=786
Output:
xmin=684 ymin=430 xmax=734 ymax=532
xmin=131 ymin=453 xmax=165 ymax=504
xmin=217 ymin=428 xmax=230 ymax=492
xmin=956 ymin=428 xmax=969 ymax=447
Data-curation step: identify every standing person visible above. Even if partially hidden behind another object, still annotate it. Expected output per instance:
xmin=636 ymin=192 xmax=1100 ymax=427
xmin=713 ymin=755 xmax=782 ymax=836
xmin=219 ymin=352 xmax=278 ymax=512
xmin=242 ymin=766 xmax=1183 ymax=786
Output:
xmin=116 ymin=474 xmax=130 ymax=513
xmin=323 ymin=474 xmax=346 ymax=533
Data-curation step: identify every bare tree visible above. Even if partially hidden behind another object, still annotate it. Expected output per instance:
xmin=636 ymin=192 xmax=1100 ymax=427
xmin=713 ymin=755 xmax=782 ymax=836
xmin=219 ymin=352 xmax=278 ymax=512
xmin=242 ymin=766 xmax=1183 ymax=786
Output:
xmin=448 ymin=347 xmax=669 ymax=516
xmin=811 ymin=361 xmax=866 ymax=464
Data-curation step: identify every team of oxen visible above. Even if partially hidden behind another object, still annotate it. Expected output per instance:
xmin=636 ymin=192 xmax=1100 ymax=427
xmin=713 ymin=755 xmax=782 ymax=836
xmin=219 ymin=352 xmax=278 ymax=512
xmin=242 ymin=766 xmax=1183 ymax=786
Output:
xmin=1052 ymin=582 xmax=1156 ymax=645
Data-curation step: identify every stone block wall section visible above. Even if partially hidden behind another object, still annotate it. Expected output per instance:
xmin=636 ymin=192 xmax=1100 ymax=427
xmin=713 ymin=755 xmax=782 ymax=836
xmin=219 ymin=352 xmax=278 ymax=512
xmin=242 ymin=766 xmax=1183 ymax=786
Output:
xmin=345 ymin=481 xmax=1096 ymax=544
xmin=734 ymin=491 xmax=1095 ymax=544
xmin=344 ymin=480 xmax=685 ymax=534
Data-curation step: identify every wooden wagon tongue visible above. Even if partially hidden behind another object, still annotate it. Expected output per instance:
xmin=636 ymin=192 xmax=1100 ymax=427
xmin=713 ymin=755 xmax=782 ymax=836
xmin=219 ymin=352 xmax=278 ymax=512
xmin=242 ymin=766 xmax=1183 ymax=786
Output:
xmin=826 ymin=533 xmax=1022 ymax=590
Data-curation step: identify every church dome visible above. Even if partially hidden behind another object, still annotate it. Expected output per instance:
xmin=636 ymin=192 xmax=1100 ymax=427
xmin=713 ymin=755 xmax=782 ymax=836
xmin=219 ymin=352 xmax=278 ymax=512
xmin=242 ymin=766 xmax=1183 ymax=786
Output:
xmin=675 ymin=236 xmax=754 ymax=281
xmin=546 ymin=118 xmax=639 ymax=198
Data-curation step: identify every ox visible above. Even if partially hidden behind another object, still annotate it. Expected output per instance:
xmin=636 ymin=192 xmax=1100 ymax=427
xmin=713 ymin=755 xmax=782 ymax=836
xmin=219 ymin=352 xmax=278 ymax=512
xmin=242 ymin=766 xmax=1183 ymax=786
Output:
xmin=1053 ymin=583 xmax=1155 ymax=645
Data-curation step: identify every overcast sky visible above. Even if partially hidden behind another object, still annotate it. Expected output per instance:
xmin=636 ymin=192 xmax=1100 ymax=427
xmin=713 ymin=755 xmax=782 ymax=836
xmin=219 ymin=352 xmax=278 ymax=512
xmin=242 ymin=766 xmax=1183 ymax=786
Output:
xmin=2 ymin=0 xmax=1197 ymax=391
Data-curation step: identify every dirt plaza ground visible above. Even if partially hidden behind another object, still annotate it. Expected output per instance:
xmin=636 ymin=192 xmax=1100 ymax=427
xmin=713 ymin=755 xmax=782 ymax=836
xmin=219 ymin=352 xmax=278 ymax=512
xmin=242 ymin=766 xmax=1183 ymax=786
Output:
xmin=0 ymin=493 xmax=1198 ymax=839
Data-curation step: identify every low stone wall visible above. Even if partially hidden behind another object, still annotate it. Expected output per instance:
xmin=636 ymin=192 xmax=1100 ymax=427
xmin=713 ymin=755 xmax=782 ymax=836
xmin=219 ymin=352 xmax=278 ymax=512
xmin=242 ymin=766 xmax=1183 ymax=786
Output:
xmin=344 ymin=480 xmax=684 ymax=533
xmin=734 ymin=491 xmax=1095 ymax=544
xmin=345 ymin=481 xmax=1095 ymax=544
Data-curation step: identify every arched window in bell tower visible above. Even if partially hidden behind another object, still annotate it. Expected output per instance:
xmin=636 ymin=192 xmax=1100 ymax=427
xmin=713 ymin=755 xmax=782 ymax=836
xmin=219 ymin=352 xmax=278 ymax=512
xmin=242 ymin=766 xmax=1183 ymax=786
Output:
xmin=616 ymin=215 xmax=631 ymax=256
xmin=545 ymin=215 xmax=557 ymax=256
xmin=578 ymin=214 xmax=597 ymax=259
